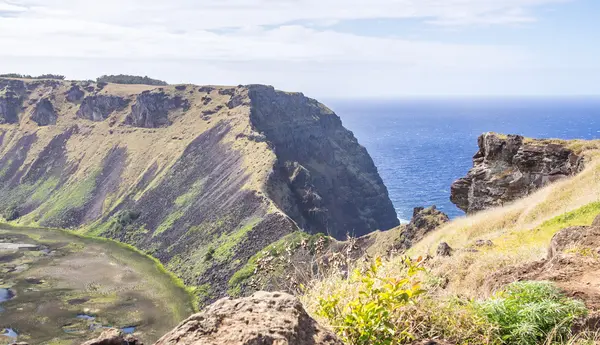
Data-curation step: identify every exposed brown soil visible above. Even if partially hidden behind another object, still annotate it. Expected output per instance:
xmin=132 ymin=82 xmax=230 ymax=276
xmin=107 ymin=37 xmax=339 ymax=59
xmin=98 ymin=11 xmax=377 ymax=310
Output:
xmin=485 ymin=221 xmax=600 ymax=326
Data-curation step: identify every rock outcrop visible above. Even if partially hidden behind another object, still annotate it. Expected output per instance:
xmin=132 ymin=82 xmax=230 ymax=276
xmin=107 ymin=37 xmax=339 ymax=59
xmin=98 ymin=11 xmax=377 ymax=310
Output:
xmin=486 ymin=215 xmax=600 ymax=310
xmin=81 ymin=329 xmax=143 ymax=345
xmin=154 ymin=291 xmax=343 ymax=345
xmin=0 ymin=80 xmax=25 ymax=124
xmin=125 ymin=91 xmax=189 ymax=128
xmin=451 ymin=133 xmax=584 ymax=213
xmin=392 ymin=206 xmax=449 ymax=252
xmin=0 ymin=78 xmax=398 ymax=305
xmin=30 ymin=98 xmax=57 ymax=126
xmin=77 ymin=94 xmax=129 ymax=121
xmin=65 ymin=84 xmax=84 ymax=102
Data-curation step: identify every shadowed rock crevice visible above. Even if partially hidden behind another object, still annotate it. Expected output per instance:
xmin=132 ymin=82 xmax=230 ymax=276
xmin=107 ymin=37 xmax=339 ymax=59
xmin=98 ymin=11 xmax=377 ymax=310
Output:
xmin=451 ymin=133 xmax=584 ymax=213
xmin=65 ymin=84 xmax=85 ymax=102
xmin=30 ymin=98 xmax=58 ymax=126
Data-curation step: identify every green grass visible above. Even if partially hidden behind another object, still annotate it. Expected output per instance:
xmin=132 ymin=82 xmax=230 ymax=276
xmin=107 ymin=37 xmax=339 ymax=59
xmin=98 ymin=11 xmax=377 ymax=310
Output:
xmin=153 ymin=210 xmax=184 ymax=237
xmin=38 ymin=171 xmax=100 ymax=225
xmin=228 ymin=231 xmax=314 ymax=292
xmin=212 ymin=218 xmax=261 ymax=262
xmin=536 ymin=201 xmax=600 ymax=234
xmin=493 ymin=201 xmax=600 ymax=254
xmin=30 ymin=176 xmax=60 ymax=203
xmin=475 ymin=281 xmax=588 ymax=345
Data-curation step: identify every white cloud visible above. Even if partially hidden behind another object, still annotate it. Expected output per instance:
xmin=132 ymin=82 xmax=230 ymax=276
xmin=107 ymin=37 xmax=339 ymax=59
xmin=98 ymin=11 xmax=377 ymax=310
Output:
xmin=0 ymin=0 xmax=586 ymax=97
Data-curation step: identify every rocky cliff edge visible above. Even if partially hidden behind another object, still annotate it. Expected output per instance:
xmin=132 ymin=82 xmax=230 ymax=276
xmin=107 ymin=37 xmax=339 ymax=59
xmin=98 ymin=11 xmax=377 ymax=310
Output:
xmin=450 ymin=132 xmax=585 ymax=213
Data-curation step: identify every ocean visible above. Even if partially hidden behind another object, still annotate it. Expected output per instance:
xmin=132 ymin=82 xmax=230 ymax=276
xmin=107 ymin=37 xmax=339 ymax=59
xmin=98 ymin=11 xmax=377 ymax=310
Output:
xmin=329 ymin=97 xmax=600 ymax=223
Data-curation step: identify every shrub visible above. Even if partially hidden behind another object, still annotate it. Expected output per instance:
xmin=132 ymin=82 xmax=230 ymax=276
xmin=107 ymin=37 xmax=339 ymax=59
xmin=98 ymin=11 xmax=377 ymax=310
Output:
xmin=204 ymin=247 xmax=215 ymax=262
xmin=96 ymin=74 xmax=168 ymax=86
xmin=0 ymin=73 xmax=65 ymax=80
xmin=475 ymin=281 xmax=588 ymax=345
xmin=317 ymin=257 xmax=426 ymax=345
xmin=3 ymin=205 xmax=20 ymax=221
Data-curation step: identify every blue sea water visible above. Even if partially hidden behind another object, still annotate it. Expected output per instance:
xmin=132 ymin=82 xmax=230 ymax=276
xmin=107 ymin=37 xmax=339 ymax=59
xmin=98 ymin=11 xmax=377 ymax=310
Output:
xmin=329 ymin=97 xmax=600 ymax=223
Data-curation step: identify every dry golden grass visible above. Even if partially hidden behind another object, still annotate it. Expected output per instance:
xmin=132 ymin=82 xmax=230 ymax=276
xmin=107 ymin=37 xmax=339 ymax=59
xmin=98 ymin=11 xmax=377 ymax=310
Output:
xmin=304 ymin=143 xmax=600 ymax=330
xmin=406 ymin=156 xmax=600 ymax=298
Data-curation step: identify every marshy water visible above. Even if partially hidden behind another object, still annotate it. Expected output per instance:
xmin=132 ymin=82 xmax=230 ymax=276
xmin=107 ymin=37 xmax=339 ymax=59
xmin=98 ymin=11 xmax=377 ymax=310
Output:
xmin=0 ymin=224 xmax=194 ymax=345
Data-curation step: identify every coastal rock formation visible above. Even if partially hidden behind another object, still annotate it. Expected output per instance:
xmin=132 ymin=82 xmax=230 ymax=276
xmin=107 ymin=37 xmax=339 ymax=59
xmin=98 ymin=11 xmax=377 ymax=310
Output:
xmin=250 ymin=85 xmax=398 ymax=237
xmin=0 ymin=78 xmax=397 ymax=304
xmin=154 ymin=291 xmax=343 ymax=345
xmin=77 ymin=94 xmax=129 ymax=121
xmin=451 ymin=133 xmax=584 ymax=213
xmin=30 ymin=98 xmax=57 ymax=126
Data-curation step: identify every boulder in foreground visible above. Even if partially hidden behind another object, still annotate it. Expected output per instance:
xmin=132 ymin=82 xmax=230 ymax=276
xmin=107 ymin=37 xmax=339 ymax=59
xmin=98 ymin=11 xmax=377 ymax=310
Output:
xmin=154 ymin=291 xmax=343 ymax=345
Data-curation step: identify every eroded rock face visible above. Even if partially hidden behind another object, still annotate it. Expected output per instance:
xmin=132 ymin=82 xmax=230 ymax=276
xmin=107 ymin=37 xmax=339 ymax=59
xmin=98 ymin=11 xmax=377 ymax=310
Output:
xmin=30 ymin=98 xmax=57 ymax=126
xmin=451 ymin=133 xmax=584 ymax=213
xmin=65 ymin=85 xmax=85 ymax=102
xmin=249 ymin=85 xmax=399 ymax=238
xmin=154 ymin=291 xmax=343 ymax=345
xmin=0 ymin=80 xmax=25 ymax=124
xmin=77 ymin=95 xmax=129 ymax=121
xmin=125 ymin=91 xmax=189 ymax=128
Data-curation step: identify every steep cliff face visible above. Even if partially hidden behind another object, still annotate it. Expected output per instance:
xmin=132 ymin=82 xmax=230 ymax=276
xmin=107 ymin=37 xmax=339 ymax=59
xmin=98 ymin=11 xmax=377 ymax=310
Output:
xmin=248 ymin=85 xmax=398 ymax=238
xmin=451 ymin=132 xmax=585 ymax=213
xmin=0 ymin=78 xmax=397 ymax=304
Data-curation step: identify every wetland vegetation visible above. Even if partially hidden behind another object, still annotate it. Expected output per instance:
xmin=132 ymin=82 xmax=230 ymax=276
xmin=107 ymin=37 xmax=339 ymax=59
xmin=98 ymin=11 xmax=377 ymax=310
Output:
xmin=0 ymin=224 xmax=195 ymax=345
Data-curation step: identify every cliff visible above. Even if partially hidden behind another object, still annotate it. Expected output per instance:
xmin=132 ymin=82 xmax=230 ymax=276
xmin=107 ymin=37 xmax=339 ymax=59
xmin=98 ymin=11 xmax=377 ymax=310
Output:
xmin=0 ymin=78 xmax=398 ymax=303
xmin=450 ymin=132 xmax=585 ymax=213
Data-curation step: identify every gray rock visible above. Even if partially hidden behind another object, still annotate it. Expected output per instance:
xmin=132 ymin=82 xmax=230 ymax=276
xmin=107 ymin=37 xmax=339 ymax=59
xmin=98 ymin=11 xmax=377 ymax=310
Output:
xmin=65 ymin=85 xmax=84 ymax=102
xmin=77 ymin=95 xmax=129 ymax=121
xmin=450 ymin=133 xmax=584 ymax=213
xmin=437 ymin=242 xmax=452 ymax=257
xmin=154 ymin=291 xmax=343 ymax=345
xmin=30 ymin=98 xmax=57 ymax=126
xmin=124 ymin=91 xmax=189 ymax=128
xmin=249 ymin=85 xmax=399 ymax=238
xmin=392 ymin=205 xmax=449 ymax=252
xmin=0 ymin=80 xmax=26 ymax=124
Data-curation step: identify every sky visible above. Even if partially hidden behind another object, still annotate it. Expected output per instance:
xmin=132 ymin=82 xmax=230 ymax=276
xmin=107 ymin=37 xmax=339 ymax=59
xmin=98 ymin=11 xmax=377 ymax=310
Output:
xmin=0 ymin=0 xmax=598 ymax=98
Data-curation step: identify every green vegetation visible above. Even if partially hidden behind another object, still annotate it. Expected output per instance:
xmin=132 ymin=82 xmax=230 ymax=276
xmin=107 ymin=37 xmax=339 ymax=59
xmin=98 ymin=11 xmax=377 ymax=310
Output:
xmin=2 ymin=205 xmax=20 ymax=221
xmin=317 ymin=257 xmax=426 ymax=345
xmin=0 ymin=73 xmax=65 ymax=80
xmin=310 ymin=256 xmax=588 ymax=345
xmin=96 ymin=74 xmax=168 ymax=86
xmin=476 ymin=281 xmax=587 ymax=345
xmin=39 ymin=171 xmax=99 ymax=225
xmin=153 ymin=211 xmax=184 ymax=237
xmin=228 ymin=231 xmax=323 ymax=293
